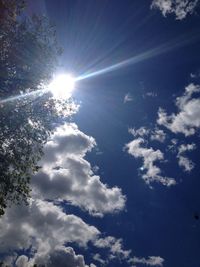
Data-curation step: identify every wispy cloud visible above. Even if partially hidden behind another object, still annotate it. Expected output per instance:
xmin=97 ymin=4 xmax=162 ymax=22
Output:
xmin=151 ymin=0 xmax=199 ymax=20
xmin=190 ymin=70 xmax=200 ymax=79
xmin=129 ymin=256 xmax=164 ymax=266
xmin=129 ymin=127 xmax=150 ymax=137
xmin=129 ymin=127 xmax=166 ymax=143
xmin=126 ymin=84 xmax=199 ymax=186
xmin=177 ymin=143 xmax=196 ymax=172
xmin=143 ymin=92 xmax=158 ymax=98
xmin=93 ymin=253 xmax=106 ymax=265
xmin=150 ymin=128 xmax=166 ymax=142
xmin=94 ymin=236 xmax=131 ymax=260
xmin=124 ymin=93 xmax=133 ymax=103
xmin=125 ymin=137 xmax=176 ymax=186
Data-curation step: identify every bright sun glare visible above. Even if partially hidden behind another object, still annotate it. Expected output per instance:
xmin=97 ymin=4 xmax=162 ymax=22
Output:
xmin=48 ymin=74 xmax=75 ymax=99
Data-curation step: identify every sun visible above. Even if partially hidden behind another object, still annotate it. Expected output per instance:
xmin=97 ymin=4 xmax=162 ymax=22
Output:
xmin=48 ymin=74 xmax=75 ymax=99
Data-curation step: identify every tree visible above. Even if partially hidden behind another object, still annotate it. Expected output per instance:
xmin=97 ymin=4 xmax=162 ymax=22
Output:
xmin=0 ymin=0 xmax=74 ymax=215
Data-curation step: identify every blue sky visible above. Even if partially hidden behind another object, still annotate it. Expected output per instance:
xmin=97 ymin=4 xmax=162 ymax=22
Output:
xmin=1 ymin=1 xmax=200 ymax=267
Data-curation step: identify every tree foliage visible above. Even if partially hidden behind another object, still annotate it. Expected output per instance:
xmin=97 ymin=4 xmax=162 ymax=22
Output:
xmin=0 ymin=0 xmax=74 ymax=215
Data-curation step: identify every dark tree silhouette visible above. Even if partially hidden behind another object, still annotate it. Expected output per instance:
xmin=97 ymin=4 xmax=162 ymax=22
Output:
xmin=0 ymin=0 xmax=73 ymax=215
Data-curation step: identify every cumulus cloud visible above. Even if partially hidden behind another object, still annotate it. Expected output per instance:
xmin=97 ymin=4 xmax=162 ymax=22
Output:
xmin=130 ymin=256 xmax=164 ymax=266
xmin=126 ymin=84 xmax=200 ymax=185
xmin=0 ymin=106 xmax=165 ymax=267
xmin=124 ymin=93 xmax=133 ymax=103
xmin=45 ymin=246 xmax=96 ymax=267
xmin=15 ymin=256 xmax=29 ymax=267
xmin=42 ymin=123 xmax=96 ymax=161
xmin=32 ymin=123 xmax=126 ymax=217
xmin=157 ymin=84 xmax=200 ymax=136
xmin=151 ymin=0 xmax=199 ymax=20
xmin=125 ymin=137 xmax=176 ymax=186
xmin=16 ymin=246 xmax=96 ymax=267
xmin=0 ymin=199 xmax=99 ymax=266
xmin=0 ymin=122 xmax=129 ymax=267
xmin=177 ymin=143 xmax=196 ymax=172
xmin=0 ymin=199 xmax=159 ymax=267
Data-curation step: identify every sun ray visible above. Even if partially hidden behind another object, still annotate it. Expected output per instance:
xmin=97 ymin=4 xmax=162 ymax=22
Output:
xmin=0 ymin=89 xmax=46 ymax=105
xmin=77 ymin=32 xmax=200 ymax=81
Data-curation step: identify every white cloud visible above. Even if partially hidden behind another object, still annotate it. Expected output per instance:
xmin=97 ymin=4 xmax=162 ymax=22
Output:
xmin=93 ymin=253 xmax=106 ymax=265
xmin=144 ymin=92 xmax=158 ymax=98
xmin=0 ymin=199 xmax=163 ymax=267
xmin=42 ymin=123 xmax=96 ymax=162
xmin=177 ymin=143 xmax=196 ymax=172
xmin=129 ymin=127 xmax=166 ymax=143
xmin=125 ymin=84 xmax=199 ymax=186
xmin=94 ymin=236 xmax=131 ymax=260
xmin=151 ymin=0 xmax=173 ymax=16
xmin=0 ymin=199 xmax=99 ymax=265
xmin=0 ymin=109 xmax=165 ymax=267
xmin=150 ymin=128 xmax=166 ymax=143
xmin=0 ymin=121 xmax=129 ymax=267
xmin=130 ymin=256 xmax=164 ymax=266
xmin=125 ymin=137 xmax=176 ymax=186
xmin=45 ymin=246 xmax=96 ymax=267
xmin=167 ymin=138 xmax=178 ymax=152
xmin=129 ymin=127 xmax=150 ymax=137
xmin=157 ymin=84 xmax=200 ymax=136
xmin=16 ymin=246 xmax=96 ymax=267
xmin=124 ymin=93 xmax=133 ymax=103
xmin=15 ymin=255 xmax=29 ymax=267
xmin=32 ymin=123 xmax=126 ymax=217
xmin=190 ymin=70 xmax=200 ymax=79
xmin=151 ymin=0 xmax=199 ymax=20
